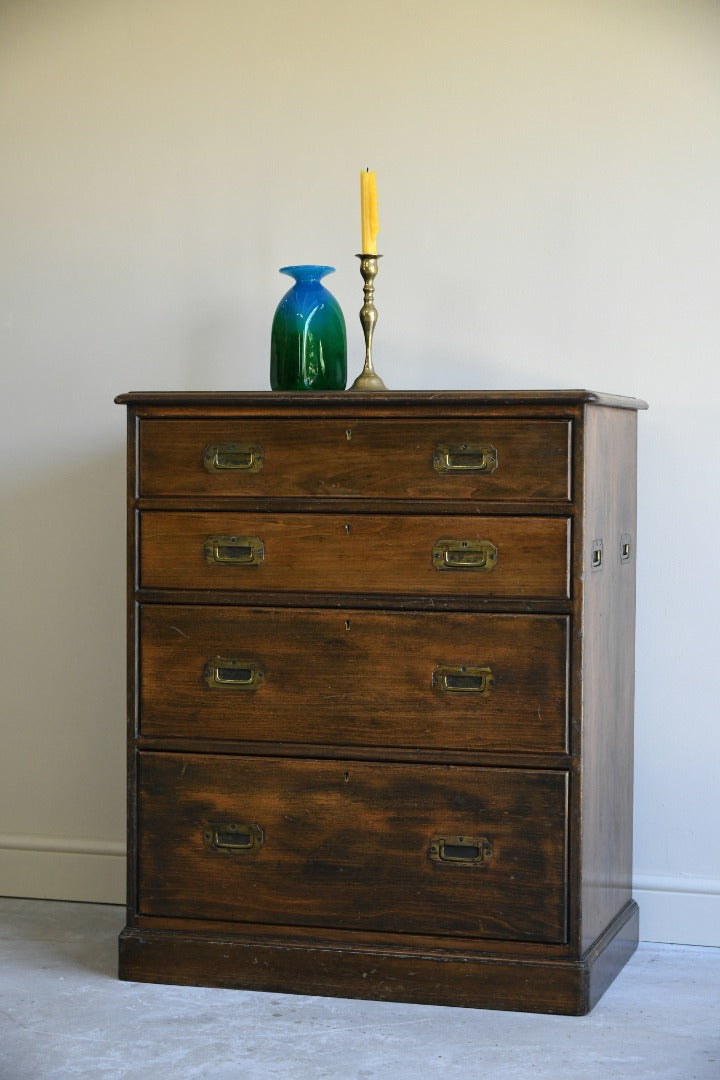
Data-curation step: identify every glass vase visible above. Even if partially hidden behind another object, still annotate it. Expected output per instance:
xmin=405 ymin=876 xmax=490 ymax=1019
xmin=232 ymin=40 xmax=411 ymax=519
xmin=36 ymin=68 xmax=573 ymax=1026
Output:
xmin=270 ymin=265 xmax=347 ymax=391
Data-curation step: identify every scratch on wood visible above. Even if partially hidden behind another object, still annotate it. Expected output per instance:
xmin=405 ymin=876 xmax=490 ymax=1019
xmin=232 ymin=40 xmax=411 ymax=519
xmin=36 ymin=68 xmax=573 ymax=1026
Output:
xmin=169 ymin=625 xmax=189 ymax=638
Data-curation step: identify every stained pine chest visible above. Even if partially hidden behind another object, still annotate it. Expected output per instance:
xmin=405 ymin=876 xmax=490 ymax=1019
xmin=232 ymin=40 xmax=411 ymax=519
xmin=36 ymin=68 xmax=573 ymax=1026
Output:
xmin=116 ymin=390 xmax=645 ymax=1014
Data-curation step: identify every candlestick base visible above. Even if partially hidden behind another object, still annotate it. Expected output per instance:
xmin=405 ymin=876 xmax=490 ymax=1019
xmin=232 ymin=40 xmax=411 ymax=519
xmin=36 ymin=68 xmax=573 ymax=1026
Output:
xmin=350 ymin=367 xmax=387 ymax=391
xmin=349 ymin=254 xmax=387 ymax=392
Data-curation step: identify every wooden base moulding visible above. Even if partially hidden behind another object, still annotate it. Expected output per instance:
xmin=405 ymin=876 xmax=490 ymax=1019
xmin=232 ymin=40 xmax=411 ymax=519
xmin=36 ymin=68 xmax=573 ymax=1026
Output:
xmin=119 ymin=902 xmax=639 ymax=1017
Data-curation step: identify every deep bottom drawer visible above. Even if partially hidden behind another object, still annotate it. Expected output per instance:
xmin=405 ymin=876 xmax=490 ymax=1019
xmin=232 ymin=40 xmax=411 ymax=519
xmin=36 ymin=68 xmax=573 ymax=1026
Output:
xmin=137 ymin=753 xmax=568 ymax=944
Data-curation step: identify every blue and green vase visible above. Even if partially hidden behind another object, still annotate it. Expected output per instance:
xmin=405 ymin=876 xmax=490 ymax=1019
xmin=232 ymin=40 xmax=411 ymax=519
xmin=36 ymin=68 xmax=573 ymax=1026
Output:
xmin=270 ymin=265 xmax=347 ymax=390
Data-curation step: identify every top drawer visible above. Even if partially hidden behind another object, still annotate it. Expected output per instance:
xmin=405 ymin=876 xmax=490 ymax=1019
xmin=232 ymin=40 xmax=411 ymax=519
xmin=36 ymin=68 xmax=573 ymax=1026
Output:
xmin=137 ymin=418 xmax=571 ymax=501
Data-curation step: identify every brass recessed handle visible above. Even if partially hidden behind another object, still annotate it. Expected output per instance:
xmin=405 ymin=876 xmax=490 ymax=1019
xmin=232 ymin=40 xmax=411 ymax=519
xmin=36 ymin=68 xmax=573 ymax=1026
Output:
xmin=204 ymin=658 xmax=264 ymax=690
xmin=429 ymin=835 xmax=493 ymax=866
xmin=591 ymin=539 xmax=603 ymax=571
xmin=203 ymin=823 xmax=264 ymax=854
xmin=433 ymin=444 xmax=498 ymax=474
xmin=203 ymin=535 xmax=264 ymax=566
xmin=432 ymin=539 xmax=498 ymax=571
xmin=433 ymin=665 xmax=495 ymax=694
xmin=203 ymin=443 xmax=264 ymax=473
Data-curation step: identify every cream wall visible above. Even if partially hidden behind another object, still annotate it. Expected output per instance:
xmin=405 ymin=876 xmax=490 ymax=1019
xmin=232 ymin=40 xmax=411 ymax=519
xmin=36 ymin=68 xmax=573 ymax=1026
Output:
xmin=1 ymin=0 xmax=719 ymax=945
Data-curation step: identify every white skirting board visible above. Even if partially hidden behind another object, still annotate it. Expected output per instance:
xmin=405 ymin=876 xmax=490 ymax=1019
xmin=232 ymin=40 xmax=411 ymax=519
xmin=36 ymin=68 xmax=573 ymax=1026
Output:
xmin=0 ymin=835 xmax=125 ymax=906
xmin=633 ymin=874 xmax=720 ymax=948
xmin=1 ymin=838 xmax=718 ymax=946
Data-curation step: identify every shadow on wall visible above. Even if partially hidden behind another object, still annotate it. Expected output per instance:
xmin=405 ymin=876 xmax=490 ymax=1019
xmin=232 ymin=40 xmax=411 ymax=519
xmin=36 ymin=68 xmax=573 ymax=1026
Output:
xmin=1 ymin=447 xmax=127 ymax=848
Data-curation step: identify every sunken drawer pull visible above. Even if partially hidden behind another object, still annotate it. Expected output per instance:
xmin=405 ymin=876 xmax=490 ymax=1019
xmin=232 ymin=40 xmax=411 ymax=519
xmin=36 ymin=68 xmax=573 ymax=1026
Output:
xmin=433 ymin=443 xmax=498 ymax=474
xmin=204 ymin=658 xmax=264 ymax=690
xmin=203 ymin=535 xmax=264 ymax=566
xmin=433 ymin=665 xmax=495 ymax=694
xmin=203 ymin=443 xmax=264 ymax=473
xmin=203 ymin=822 xmax=264 ymax=854
xmin=432 ymin=539 xmax=498 ymax=571
xmin=429 ymin=835 xmax=493 ymax=866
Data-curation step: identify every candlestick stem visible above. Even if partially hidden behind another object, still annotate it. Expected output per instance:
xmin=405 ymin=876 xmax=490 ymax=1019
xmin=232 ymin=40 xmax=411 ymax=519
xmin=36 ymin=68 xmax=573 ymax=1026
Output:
xmin=350 ymin=254 xmax=387 ymax=391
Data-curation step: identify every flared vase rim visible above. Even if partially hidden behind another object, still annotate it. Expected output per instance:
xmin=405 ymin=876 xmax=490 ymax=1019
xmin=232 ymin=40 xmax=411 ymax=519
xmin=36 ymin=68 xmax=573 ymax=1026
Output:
xmin=279 ymin=264 xmax=335 ymax=281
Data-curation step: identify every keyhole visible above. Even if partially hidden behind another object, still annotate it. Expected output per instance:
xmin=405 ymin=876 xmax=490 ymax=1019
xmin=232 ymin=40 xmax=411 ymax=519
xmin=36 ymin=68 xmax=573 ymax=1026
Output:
xmin=345 ymin=523 xmax=351 ymax=535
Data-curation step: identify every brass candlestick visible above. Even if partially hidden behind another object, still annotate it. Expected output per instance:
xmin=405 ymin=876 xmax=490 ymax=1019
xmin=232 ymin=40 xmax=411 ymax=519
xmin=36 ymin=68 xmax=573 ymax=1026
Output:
xmin=349 ymin=254 xmax=387 ymax=391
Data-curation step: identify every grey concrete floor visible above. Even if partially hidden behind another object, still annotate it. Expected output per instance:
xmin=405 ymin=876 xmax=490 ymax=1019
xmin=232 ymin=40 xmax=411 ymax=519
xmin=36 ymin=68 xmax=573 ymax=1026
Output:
xmin=0 ymin=898 xmax=718 ymax=1079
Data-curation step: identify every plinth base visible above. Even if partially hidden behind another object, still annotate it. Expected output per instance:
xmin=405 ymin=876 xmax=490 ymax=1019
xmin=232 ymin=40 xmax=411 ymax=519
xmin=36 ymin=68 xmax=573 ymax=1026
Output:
xmin=119 ymin=901 xmax=639 ymax=1016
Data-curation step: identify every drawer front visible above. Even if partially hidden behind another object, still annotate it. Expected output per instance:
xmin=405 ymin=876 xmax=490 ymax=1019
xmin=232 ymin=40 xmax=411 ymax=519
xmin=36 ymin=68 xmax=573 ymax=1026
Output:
xmin=137 ymin=753 xmax=568 ymax=943
xmin=139 ymin=606 xmax=569 ymax=753
xmin=138 ymin=418 xmax=571 ymax=501
xmin=139 ymin=512 xmax=570 ymax=598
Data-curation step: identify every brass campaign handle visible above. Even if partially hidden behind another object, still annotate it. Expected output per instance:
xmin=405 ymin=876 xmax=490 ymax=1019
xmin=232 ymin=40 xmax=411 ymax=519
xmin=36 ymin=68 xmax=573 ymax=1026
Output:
xmin=433 ymin=665 xmax=495 ymax=694
xmin=432 ymin=539 xmax=498 ymax=571
xmin=433 ymin=444 xmax=498 ymax=474
xmin=429 ymin=835 xmax=493 ymax=866
xmin=203 ymin=535 xmax=264 ymax=566
xmin=203 ymin=443 xmax=264 ymax=473
xmin=203 ymin=823 xmax=264 ymax=854
xmin=204 ymin=658 xmax=264 ymax=690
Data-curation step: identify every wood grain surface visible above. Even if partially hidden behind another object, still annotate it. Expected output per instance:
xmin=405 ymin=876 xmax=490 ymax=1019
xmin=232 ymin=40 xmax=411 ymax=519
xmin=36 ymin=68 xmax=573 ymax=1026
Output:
xmin=139 ymin=606 xmax=569 ymax=752
xmin=138 ymin=417 xmax=571 ymax=501
xmin=137 ymin=752 xmax=568 ymax=943
xmin=139 ymin=511 xmax=571 ymax=598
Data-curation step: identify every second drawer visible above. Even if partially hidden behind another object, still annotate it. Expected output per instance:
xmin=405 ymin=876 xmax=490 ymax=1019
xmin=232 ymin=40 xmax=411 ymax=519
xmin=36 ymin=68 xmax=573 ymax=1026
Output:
xmin=139 ymin=606 xmax=569 ymax=753
xmin=139 ymin=512 xmax=570 ymax=599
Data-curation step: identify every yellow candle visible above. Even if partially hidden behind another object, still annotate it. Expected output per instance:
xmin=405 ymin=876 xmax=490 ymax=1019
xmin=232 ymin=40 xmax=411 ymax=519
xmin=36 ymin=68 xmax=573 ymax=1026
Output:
xmin=360 ymin=169 xmax=379 ymax=254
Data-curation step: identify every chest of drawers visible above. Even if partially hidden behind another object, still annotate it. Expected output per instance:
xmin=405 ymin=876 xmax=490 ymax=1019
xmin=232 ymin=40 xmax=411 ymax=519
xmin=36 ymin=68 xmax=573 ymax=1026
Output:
xmin=116 ymin=390 xmax=645 ymax=1015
